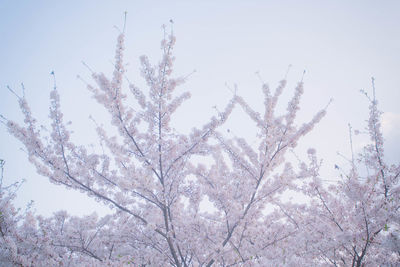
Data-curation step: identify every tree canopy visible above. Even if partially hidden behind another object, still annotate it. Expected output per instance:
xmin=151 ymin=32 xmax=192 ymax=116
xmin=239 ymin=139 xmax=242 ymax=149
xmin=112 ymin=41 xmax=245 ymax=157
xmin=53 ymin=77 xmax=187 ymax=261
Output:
xmin=0 ymin=26 xmax=399 ymax=267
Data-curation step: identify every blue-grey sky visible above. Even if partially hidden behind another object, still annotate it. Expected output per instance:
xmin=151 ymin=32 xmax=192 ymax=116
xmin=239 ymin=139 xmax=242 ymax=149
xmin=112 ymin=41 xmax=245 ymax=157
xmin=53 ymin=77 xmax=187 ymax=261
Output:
xmin=1 ymin=1 xmax=399 ymax=216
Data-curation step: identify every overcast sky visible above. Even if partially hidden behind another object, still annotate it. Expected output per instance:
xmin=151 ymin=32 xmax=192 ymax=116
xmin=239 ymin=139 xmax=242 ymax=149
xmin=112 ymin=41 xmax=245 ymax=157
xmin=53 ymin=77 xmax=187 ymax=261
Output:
xmin=1 ymin=0 xmax=399 ymax=217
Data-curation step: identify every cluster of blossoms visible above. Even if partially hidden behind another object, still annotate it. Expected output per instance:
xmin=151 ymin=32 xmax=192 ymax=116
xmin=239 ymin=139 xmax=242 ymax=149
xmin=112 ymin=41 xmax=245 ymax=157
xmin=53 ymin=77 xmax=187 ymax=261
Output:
xmin=0 ymin=27 xmax=398 ymax=266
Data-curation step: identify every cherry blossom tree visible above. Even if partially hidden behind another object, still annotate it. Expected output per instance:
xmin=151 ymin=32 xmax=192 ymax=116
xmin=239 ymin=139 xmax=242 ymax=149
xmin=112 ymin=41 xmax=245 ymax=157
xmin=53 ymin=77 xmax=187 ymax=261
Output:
xmin=280 ymin=80 xmax=400 ymax=266
xmin=0 ymin=160 xmax=64 ymax=266
xmin=1 ymin=24 xmax=398 ymax=266
xmin=0 ymin=159 xmax=27 ymax=266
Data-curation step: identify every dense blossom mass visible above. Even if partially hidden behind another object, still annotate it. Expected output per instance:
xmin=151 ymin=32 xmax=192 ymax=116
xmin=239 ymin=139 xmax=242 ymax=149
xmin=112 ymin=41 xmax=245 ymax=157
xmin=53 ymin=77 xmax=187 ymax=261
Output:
xmin=0 ymin=27 xmax=399 ymax=266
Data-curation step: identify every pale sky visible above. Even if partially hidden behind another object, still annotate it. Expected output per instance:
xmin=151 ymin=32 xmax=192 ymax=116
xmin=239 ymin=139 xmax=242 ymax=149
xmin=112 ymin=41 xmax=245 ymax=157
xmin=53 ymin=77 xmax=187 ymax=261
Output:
xmin=1 ymin=0 xmax=399 ymax=217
